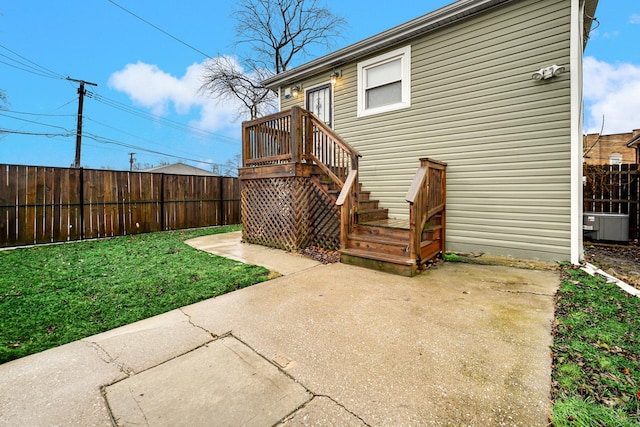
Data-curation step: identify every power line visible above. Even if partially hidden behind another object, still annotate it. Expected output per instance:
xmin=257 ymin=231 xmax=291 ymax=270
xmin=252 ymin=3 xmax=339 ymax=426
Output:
xmin=84 ymin=116 xmax=224 ymax=160
xmin=106 ymin=0 xmax=213 ymax=59
xmin=2 ymin=109 xmax=76 ymax=118
xmin=0 ymin=112 xmax=74 ymax=132
xmin=89 ymin=91 xmax=240 ymax=145
xmin=0 ymin=128 xmax=74 ymax=138
xmin=0 ymin=59 xmax=63 ymax=80
xmin=0 ymin=44 xmax=65 ymax=80
xmin=1 ymin=125 xmax=237 ymax=171
xmin=82 ymin=132 xmax=230 ymax=167
xmin=1 ymin=103 xmax=240 ymax=167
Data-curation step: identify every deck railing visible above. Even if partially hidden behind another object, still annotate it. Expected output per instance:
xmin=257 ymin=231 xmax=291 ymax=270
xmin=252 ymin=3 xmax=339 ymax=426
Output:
xmin=405 ymin=158 xmax=447 ymax=263
xmin=242 ymin=106 xmax=360 ymax=185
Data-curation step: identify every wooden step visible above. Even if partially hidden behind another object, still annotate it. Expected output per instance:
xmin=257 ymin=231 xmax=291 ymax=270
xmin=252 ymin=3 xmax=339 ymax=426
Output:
xmin=346 ymin=233 xmax=410 ymax=258
xmin=357 ymin=208 xmax=388 ymax=222
xmin=340 ymin=249 xmax=417 ymax=277
xmin=358 ymin=199 xmax=379 ymax=210
xmin=421 ymin=225 xmax=442 ymax=241
xmin=353 ymin=223 xmax=410 ymax=241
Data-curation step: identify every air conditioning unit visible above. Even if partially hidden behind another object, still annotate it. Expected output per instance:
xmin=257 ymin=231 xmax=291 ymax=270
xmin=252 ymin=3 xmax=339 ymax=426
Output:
xmin=583 ymin=212 xmax=629 ymax=242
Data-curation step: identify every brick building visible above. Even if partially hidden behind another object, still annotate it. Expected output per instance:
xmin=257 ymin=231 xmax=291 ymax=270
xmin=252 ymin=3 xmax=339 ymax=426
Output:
xmin=583 ymin=130 xmax=640 ymax=165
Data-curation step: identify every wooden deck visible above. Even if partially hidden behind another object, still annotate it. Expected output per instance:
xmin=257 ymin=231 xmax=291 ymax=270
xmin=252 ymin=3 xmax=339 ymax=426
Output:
xmin=240 ymin=107 xmax=446 ymax=276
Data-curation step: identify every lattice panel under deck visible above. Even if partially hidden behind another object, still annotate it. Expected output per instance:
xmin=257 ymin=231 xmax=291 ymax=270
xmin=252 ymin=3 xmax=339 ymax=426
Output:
xmin=241 ymin=177 xmax=340 ymax=251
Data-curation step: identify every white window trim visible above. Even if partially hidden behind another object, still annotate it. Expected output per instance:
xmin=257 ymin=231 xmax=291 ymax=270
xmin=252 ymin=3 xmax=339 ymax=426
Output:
xmin=357 ymin=45 xmax=411 ymax=118
xmin=609 ymin=153 xmax=623 ymax=165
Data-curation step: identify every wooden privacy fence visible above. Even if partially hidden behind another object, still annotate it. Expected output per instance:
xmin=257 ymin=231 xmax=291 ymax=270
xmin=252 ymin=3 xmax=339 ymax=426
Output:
xmin=583 ymin=163 xmax=639 ymax=240
xmin=0 ymin=164 xmax=240 ymax=248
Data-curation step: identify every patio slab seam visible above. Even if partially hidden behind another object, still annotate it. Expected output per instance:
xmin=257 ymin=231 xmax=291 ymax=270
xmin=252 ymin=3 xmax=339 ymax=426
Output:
xmin=99 ymin=336 xmax=221 ymax=391
xmin=222 ymin=333 xmax=371 ymax=427
xmin=103 ymin=332 xmax=318 ymax=427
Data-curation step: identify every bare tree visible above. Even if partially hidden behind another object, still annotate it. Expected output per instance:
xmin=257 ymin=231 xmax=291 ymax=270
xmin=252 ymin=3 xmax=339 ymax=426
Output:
xmin=132 ymin=159 xmax=171 ymax=171
xmin=233 ymin=0 xmax=347 ymax=74
xmin=0 ymin=89 xmax=8 ymax=110
xmin=200 ymin=0 xmax=346 ymax=119
xmin=201 ymin=56 xmax=277 ymax=120
xmin=223 ymin=154 xmax=242 ymax=177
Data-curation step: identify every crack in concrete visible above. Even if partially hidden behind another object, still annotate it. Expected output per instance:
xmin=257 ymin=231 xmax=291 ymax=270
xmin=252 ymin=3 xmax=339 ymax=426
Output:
xmin=228 ymin=334 xmax=370 ymax=427
xmin=83 ymin=340 xmax=133 ymax=376
xmin=128 ymin=385 xmax=150 ymax=426
xmin=179 ymin=307 xmax=218 ymax=339
xmin=276 ymin=395 xmax=371 ymax=427
xmin=229 ymin=333 xmax=308 ymax=389
xmin=490 ymin=288 xmax=555 ymax=297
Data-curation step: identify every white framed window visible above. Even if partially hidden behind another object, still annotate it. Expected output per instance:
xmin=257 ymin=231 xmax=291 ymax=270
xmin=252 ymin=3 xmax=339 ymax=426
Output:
xmin=609 ymin=153 xmax=623 ymax=165
xmin=357 ymin=45 xmax=411 ymax=117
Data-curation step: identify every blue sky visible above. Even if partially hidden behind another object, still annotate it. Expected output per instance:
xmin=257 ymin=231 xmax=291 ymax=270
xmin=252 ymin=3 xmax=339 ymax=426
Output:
xmin=1 ymin=1 xmax=638 ymax=172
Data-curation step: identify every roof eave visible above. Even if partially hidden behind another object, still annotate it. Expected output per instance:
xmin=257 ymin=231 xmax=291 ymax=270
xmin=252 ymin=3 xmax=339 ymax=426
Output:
xmin=627 ymin=134 xmax=640 ymax=148
xmin=262 ymin=0 xmax=512 ymax=90
xmin=583 ymin=0 xmax=599 ymax=50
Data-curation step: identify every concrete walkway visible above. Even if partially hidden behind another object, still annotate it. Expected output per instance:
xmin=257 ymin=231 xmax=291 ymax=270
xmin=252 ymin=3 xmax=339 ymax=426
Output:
xmin=0 ymin=232 xmax=560 ymax=426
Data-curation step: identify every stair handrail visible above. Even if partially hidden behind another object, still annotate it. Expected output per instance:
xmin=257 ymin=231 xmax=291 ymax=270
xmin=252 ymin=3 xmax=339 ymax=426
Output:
xmin=301 ymin=108 xmax=361 ymax=188
xmin=336 ymin=169 xmax=358 ymax=249
xmin=405 ymin=158 xmax=447 ymax=263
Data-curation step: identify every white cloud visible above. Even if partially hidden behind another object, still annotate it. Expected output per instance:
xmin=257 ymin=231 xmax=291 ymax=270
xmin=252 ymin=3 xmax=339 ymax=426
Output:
xmin=583 ymin=56 xmax=640 ymax=134
xmin=108 ymin=60 xmax=243 ymax=132
xmin=630 ymin=14 xmax=640 ymax=25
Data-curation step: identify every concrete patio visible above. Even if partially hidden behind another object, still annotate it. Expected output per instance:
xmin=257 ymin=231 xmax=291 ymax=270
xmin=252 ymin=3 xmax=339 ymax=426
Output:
xmin=0 ymin=231 xmax=559 ymax=426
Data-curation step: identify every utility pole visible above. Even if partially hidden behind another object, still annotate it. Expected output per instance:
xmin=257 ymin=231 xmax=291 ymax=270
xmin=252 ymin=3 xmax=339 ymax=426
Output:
xmin=129 ymin=152 xmax=136 ymax=171
xmin=67 ymin=77 xmax=97 ymax=168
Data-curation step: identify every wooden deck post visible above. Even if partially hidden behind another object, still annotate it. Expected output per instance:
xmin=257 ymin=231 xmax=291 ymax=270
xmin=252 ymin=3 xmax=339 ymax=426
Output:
xmin=290 ymin=106 xmax=301 ymax=163
xmin=242 ymin=122 xmax=250 ymax=168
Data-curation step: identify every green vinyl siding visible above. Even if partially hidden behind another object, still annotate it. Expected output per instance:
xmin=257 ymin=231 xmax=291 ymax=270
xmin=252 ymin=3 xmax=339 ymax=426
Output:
xmin=279 ymin=0 xmax=574 ymax=261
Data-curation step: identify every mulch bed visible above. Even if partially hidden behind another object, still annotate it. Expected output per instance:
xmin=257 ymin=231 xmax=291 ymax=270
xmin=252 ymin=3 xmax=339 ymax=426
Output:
xmin=299 ymin=246 xmax=341 ymax=264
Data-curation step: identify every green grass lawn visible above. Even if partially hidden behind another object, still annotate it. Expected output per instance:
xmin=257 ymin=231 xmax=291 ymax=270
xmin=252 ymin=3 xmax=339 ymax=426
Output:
xmin=551 ymin=268 xmax=640 ymax=426
xmin=0 ymin=226 xmax=270 ymax=364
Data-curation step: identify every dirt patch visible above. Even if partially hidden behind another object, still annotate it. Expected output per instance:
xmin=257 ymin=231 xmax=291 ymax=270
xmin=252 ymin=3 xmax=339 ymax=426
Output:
xmin=583 ymin=243 xmax=640 ymax=290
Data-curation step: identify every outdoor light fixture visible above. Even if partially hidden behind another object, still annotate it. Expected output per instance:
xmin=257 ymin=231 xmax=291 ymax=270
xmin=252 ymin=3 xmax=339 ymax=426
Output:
xmin=532 ymin=64 xmax=566 ymax=80
xmin=291 ymin=85 xmax=301 ymax=97
xmin=330 ymin=70 xmax=341 ymax=85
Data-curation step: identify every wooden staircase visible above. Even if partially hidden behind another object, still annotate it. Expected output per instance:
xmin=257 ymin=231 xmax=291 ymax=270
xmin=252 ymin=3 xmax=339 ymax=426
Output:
xmin=317 ymin=167 xmax=446 ymax=277
xmin=341 ymin=201 xmax=445 ymax=278
xmin=241 ymin=107 xmax=446 ymax=277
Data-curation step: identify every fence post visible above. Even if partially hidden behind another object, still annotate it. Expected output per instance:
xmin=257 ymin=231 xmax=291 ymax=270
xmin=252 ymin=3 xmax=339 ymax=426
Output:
xmin=79 ymin=167 xmax=85 ymax=240
xmin=219 ymin=176 xmax=224 ymax=225
xmin=160 ymin=173 xmax=165 ymax=231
